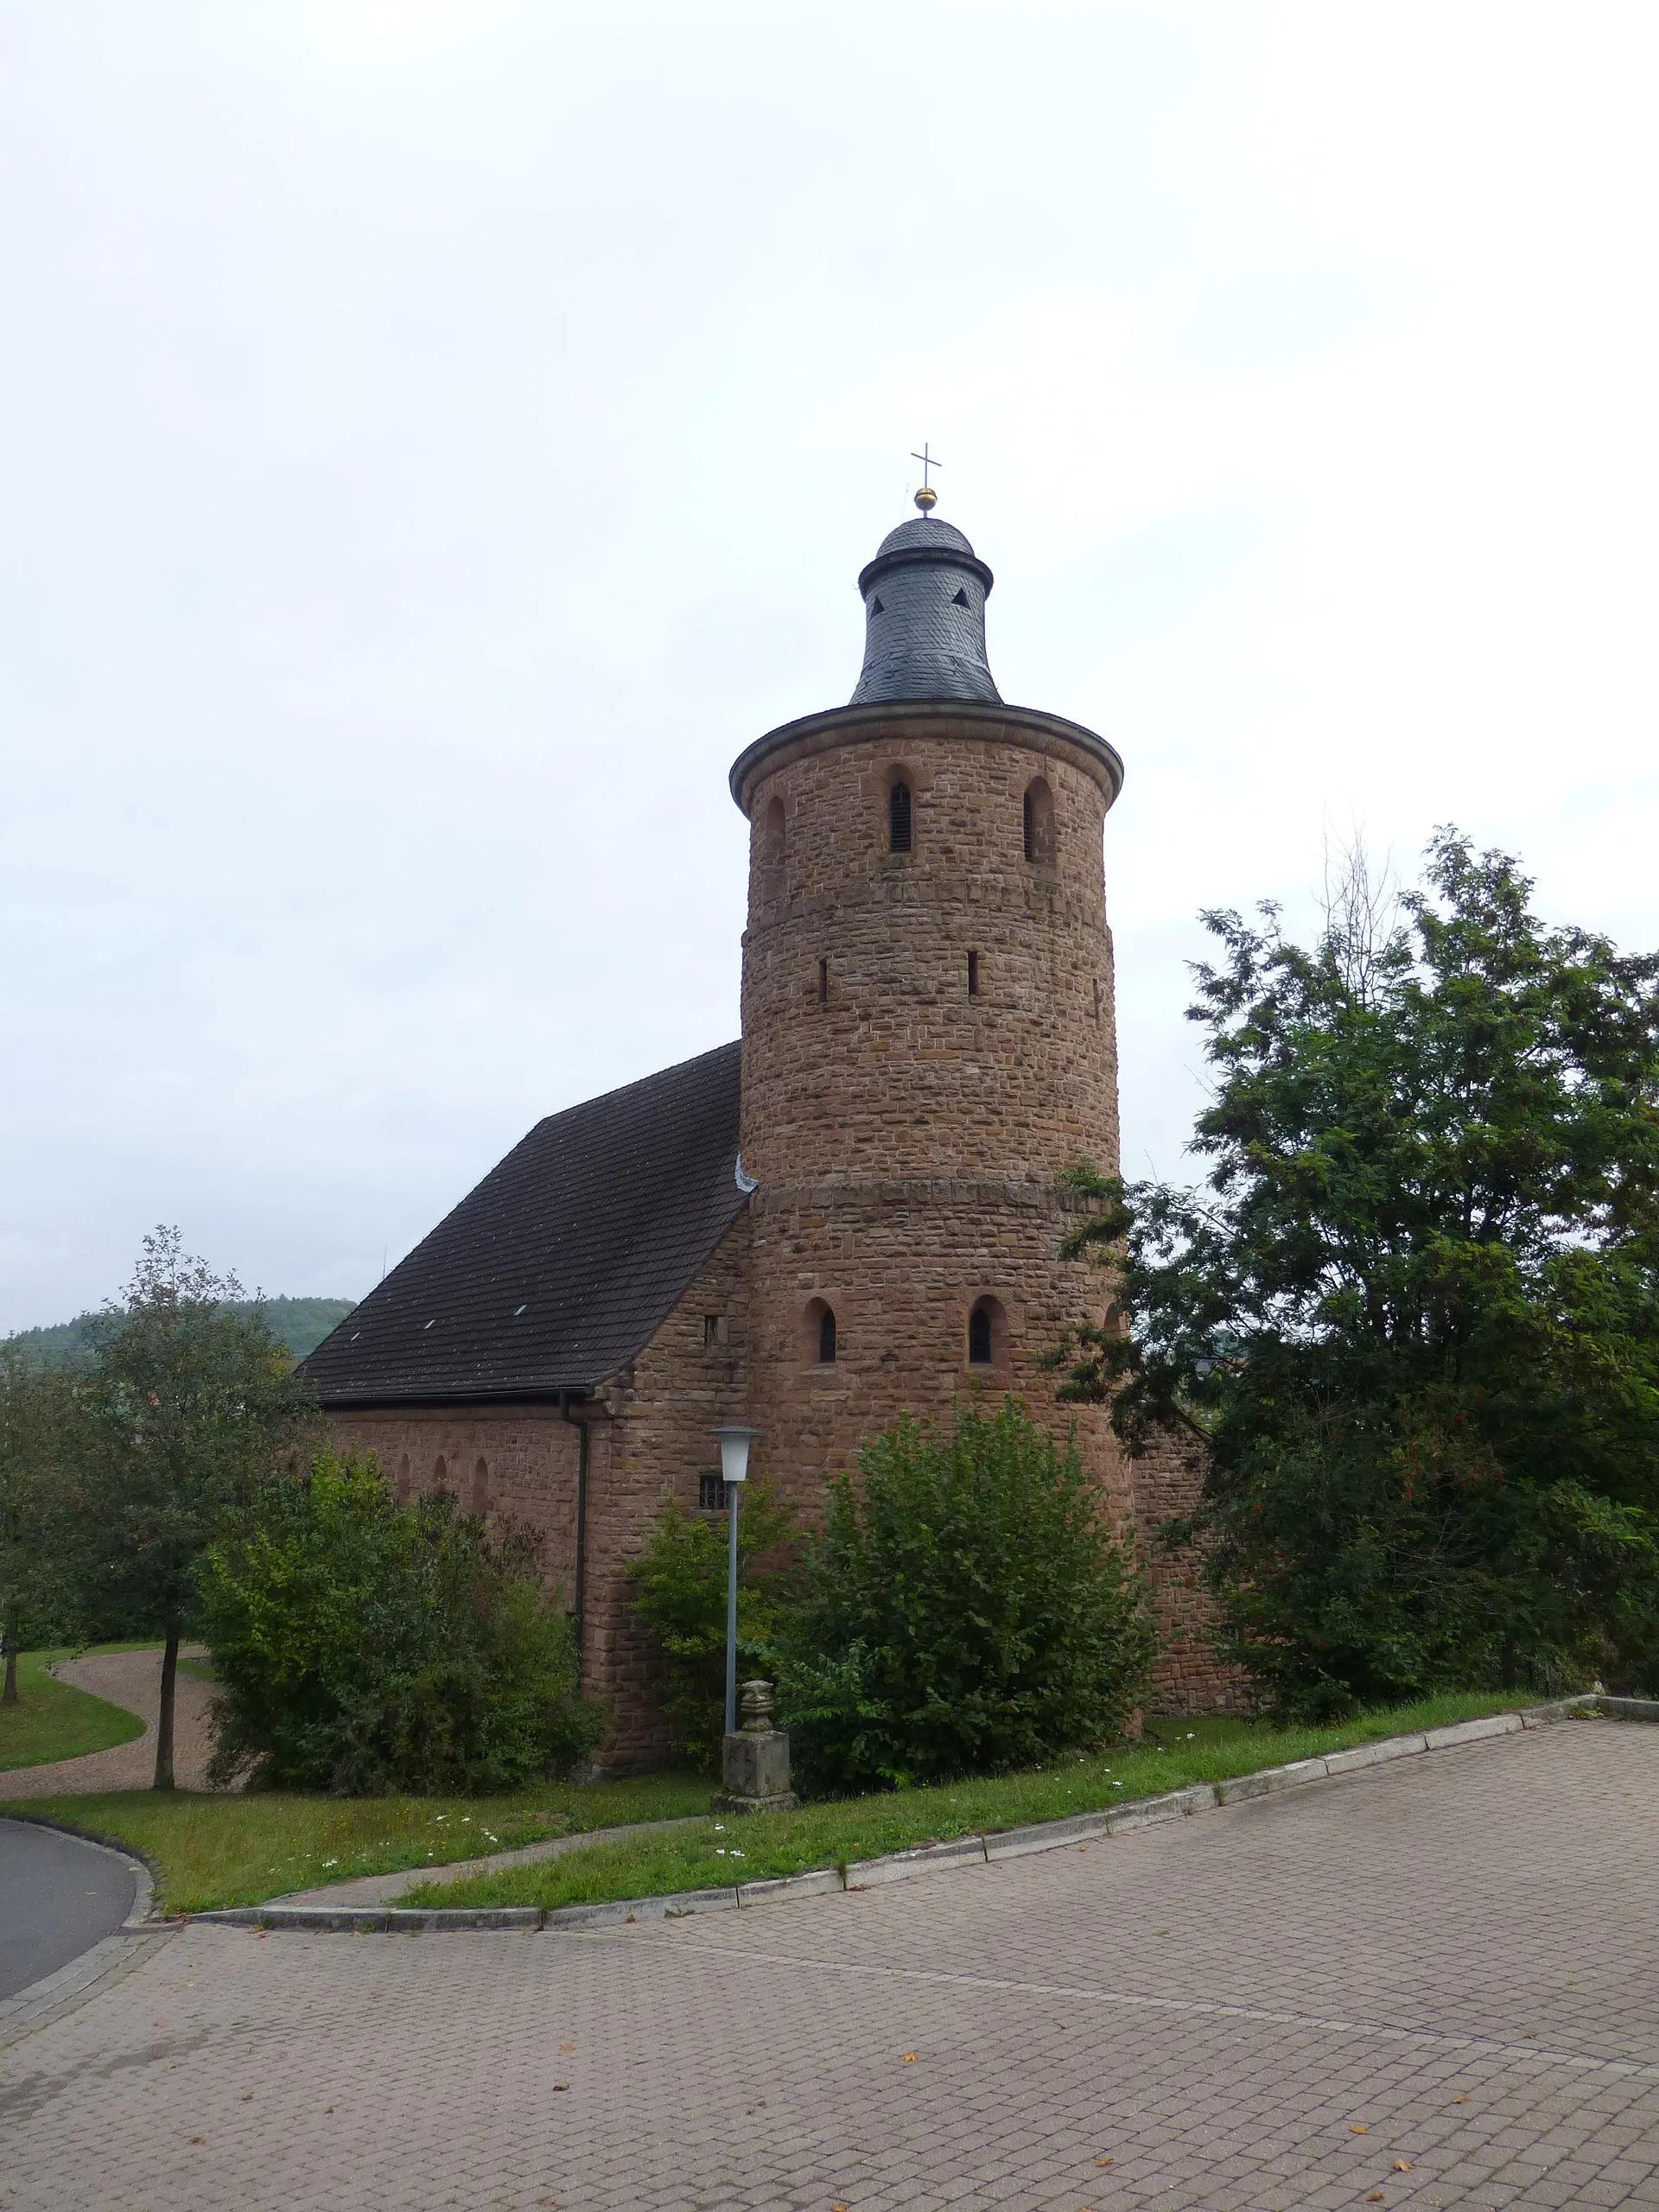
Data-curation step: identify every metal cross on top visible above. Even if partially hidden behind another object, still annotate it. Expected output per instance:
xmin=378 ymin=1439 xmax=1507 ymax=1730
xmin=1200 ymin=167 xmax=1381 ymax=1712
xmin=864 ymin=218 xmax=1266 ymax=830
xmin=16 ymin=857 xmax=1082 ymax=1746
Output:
xmin=911 ymin=443 xmax=942 ymax=486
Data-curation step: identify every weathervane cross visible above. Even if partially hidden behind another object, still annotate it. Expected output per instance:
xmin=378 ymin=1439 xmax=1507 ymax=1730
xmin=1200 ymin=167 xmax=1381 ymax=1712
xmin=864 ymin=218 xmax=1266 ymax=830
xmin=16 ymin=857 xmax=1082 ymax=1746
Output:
xmin=910 ymin=442 xmax=942 ymax=487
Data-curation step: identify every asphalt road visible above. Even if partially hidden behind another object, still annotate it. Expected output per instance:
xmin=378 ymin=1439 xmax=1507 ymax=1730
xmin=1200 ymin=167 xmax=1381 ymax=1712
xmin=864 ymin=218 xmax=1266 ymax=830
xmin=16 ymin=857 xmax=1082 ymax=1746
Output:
xmin=0 ymin=1816 xmax=135 ymax=1999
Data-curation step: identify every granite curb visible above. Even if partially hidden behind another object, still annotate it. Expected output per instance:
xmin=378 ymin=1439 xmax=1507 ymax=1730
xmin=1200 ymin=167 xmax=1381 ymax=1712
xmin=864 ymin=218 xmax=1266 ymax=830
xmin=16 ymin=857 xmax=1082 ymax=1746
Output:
xmin=186 ymin=1697 xmax=1611 ymax=1936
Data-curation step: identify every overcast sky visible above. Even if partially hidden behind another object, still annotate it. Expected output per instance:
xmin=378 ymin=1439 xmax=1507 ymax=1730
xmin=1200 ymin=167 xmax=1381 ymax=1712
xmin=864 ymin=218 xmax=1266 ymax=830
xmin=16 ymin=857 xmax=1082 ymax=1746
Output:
xmin=3 ymin=2 xmax=1656 ymax=1332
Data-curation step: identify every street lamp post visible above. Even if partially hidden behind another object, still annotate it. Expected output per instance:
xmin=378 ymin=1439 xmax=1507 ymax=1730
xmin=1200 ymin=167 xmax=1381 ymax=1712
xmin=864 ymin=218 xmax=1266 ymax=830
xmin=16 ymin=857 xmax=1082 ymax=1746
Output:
xmin=709 ymin=1427 xmax=760 ymax=1738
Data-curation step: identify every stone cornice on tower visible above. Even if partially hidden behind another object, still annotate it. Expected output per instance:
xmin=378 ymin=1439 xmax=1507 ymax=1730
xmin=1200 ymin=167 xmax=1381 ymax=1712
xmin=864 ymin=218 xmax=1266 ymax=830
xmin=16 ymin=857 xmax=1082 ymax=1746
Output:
xmin=728 ymin=698 xmax=1125 ymax=818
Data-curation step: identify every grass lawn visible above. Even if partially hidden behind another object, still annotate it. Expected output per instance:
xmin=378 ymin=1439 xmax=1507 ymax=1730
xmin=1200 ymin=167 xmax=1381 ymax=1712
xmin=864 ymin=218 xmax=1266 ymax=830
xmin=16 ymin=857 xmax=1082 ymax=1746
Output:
xmin=0 ymin=1771 xmax=714 ymax=1913
xmin=405 ymin=1689 xmax=1541 ymax=1913
xmin=0 ymin=1649 xmax=147 ymax=1772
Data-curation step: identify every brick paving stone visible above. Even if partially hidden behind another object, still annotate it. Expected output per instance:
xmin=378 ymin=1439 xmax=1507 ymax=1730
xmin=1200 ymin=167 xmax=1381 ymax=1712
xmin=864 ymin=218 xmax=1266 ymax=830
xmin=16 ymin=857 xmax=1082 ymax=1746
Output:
xmin=4 ymin=1720 xmax=1659 ymax=2209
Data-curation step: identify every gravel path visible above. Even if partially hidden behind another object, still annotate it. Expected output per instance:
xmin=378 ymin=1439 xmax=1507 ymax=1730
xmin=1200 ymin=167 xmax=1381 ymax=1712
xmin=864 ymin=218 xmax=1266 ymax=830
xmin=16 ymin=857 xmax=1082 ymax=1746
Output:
xmin=0 ymin=1648 xmax=222 ymax=1798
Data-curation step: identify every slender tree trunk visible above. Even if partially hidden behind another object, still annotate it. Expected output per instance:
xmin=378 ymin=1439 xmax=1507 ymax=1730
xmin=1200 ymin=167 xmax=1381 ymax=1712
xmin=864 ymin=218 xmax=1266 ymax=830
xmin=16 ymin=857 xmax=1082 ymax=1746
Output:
xmin=2 ymin=1615 xmax=17 ymax=1705
xmin=153 ymin=1630 xmax=179 ymax=1791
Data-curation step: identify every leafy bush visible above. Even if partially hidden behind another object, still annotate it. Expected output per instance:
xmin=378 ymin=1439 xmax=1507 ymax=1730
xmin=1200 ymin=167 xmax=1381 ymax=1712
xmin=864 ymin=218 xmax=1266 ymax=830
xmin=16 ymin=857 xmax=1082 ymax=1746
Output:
xmin=626 ymin=1480 xmax=795 ymax=1770
xmin=198 ymin=1454 xmax=601 ymax=1793
xmin=777 ymin=1399 xmax=1155 ymax=1792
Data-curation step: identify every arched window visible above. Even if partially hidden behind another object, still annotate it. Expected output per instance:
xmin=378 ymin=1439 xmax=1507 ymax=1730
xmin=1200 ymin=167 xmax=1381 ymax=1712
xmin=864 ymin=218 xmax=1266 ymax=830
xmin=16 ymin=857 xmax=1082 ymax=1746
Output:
xmin=804 ymin=1297 xmax=837 ymax=1365
xmin=433 ymin=1453 xmax=448 ymax=1493
xmin=968 ymin=1296 xmax=1006 ymax=1367
xmin=888 ymin=780 xmax=912 ymax=854
xmin=473 ymin=1456 xmax=490 ymax=1516
xmin=1023 ymin=777 xmax=1055 ymax=866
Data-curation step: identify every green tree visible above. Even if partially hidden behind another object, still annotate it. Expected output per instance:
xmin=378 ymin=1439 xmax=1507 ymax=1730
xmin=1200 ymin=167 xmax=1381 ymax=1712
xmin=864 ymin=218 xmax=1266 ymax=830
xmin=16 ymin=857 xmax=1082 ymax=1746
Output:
xmin=72 ymin=1230 xmax=315 ymax=1786
xmin=1054 ymin=833 xmax=1659 ymax=1716
xmin=777 ymin=1398 xmax=1154 ymax=1792
xmin=199 ymin=1453 xmax=601 ymax=1793
xmin=0 ymin=1351 xmax=79 ymax=1701
xmin=626 ymin=1479 xmax=795 ymax=1770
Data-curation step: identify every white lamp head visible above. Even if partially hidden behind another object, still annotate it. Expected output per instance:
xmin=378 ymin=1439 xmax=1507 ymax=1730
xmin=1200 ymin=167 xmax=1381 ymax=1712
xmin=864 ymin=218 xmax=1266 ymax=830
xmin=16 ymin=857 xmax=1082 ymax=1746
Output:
xmin=709 ymin=1424 xmax=760 ymax=1486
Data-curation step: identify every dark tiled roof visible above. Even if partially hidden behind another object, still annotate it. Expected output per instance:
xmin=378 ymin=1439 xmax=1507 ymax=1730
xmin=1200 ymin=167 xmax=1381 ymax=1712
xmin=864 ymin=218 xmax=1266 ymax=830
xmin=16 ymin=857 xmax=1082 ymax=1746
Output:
xmin=850 ymin=512 xmax=1001 ymax=707
xmin=300 ymin=1042 xmax=746 ymax=1407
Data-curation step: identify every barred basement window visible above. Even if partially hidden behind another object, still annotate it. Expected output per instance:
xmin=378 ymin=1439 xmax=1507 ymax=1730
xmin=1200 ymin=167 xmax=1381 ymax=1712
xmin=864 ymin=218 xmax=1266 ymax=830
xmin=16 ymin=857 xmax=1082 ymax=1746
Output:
xmin=888 ymin=779 xmax=912 ymax=854
xmin=703 ymin=1313 xmax=729 ymax=1348
xmin=698 ymin=1473 xmax=729 ymax=1511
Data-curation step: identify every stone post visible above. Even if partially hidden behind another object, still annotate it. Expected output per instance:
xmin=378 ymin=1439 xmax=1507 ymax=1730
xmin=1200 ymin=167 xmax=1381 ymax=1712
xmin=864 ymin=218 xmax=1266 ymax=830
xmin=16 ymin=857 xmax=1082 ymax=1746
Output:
xmin=715 ymin=1678 xmax=797 ymax=1814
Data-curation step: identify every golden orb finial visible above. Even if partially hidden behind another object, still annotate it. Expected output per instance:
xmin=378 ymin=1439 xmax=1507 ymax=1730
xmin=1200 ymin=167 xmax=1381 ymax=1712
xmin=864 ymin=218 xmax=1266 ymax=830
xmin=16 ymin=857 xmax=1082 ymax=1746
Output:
xmin=913 ymin=483 xmax=938 ymax=515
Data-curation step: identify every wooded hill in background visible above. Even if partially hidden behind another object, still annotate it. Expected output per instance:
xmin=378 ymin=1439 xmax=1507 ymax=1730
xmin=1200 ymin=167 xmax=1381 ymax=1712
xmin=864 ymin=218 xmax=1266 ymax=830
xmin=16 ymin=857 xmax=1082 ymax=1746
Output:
xmin=3 ymin=1296 xmax=358 ymax=1372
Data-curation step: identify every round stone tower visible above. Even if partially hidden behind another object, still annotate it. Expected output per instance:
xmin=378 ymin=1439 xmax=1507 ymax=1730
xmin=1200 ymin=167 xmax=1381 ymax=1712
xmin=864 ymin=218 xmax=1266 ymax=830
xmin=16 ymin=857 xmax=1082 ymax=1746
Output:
xmin=728 ymin=499 xmax=1128 ymax=1511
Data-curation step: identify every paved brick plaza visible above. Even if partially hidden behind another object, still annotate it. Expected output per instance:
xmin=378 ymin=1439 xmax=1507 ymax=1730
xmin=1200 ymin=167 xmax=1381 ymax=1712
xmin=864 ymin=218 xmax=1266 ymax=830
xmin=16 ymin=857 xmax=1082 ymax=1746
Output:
xmin=4 ymin=1719 xmax=1659 ymax=2211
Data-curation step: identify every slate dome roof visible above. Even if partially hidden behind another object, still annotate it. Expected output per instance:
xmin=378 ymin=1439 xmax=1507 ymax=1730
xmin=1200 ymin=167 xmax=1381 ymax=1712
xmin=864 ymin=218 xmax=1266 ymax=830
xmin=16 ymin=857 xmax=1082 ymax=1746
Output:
xmin=850 ymin=511 xmax=1001 ymax=706
xmin=869 ymin=515 xmax=978 ymax=562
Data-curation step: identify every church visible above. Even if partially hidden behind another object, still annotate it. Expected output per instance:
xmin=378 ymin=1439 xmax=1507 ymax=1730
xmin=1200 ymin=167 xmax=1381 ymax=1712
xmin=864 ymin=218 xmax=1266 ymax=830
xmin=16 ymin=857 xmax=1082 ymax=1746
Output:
xmin=301 ymin=491 xmax=1230 ymax=1767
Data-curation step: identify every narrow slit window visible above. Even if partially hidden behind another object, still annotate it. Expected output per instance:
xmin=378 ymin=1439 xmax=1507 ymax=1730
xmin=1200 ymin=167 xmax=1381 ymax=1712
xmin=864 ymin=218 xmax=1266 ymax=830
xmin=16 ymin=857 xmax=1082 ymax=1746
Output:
xmin=1023 ymin=777 xmax=1055 ymax=865
xmin=967 ymin=950 xmax=980 ymax=997
xmin=818 ymin=1306 xmax=837 ymax=1363
xmin=888 ymin=780 xmax=912 ymax=854
xmin=817 ymin=957 xmax=829 ymax=1003
xmin=968 ymin=1303 xmax=994 ymax=1365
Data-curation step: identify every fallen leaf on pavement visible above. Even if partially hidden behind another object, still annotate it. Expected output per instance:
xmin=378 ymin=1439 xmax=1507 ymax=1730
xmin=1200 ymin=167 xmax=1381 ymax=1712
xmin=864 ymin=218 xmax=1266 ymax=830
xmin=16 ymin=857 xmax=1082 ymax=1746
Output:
xmin=560 ymin=2041 xmax=575 ymax=2050
xmin=1095 ymin=2156 xmax=1113 ymax=2167
xmin=901 ymin=2052 xmax=918 ymax=2063
xmin=188 ymin=2136 xmax=203 ymax=2145
xmin=1367 ymin=2195 xmax=1384 ymax=2202
xmin=552 ymin=2083 xmax=569 ymax=2092
xmin=1393 ymin=2158 xmax=1411 ymax=2171
xmin=1351 ymin=2125 xmax=1369 ymax=2133
xmin=1452 ymin=2094 xmax=1469 ymax=2103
